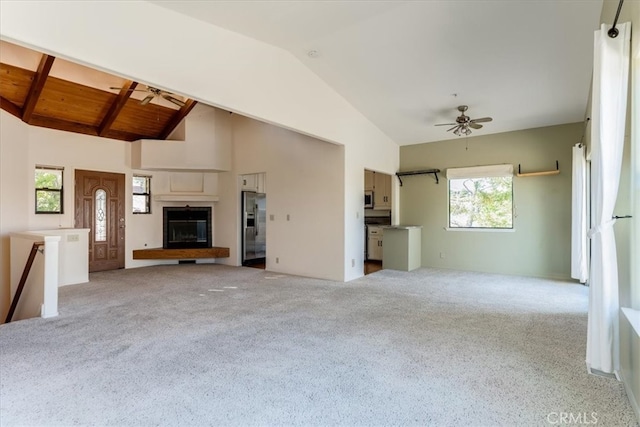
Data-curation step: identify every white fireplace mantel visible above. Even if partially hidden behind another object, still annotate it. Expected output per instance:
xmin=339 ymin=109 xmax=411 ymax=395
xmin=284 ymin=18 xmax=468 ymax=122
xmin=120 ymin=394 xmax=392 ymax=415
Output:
xmin=153 ymin=194 xmax=219 ymax=202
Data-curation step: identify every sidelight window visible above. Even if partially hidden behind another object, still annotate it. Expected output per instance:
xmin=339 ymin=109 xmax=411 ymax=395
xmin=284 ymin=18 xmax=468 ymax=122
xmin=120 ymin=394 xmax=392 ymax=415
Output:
xmin=35 ymin=166 xmax=64 ymax=214
xmin=95 ymin=189 xmax=107 ymax=242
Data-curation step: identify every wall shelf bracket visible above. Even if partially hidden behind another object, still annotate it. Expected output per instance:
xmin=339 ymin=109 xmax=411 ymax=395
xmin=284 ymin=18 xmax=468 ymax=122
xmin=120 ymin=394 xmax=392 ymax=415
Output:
xmin=396 ymin=169 xmax=441 ymax=186
xmin=517 ymin=161 xmax=559 ymax=177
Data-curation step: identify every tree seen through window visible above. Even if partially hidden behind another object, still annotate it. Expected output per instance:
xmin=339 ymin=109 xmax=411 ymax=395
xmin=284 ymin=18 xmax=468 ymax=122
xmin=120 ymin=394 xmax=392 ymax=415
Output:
xmin=449 ymin=176 xmax=513 ymax=229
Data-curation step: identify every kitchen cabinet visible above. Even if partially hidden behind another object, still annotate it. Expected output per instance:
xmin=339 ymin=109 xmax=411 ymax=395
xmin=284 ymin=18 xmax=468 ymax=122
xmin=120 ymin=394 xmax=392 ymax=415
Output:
xmin=364 ymin=170 xmax=374 ymax=191
xmin=241 ymin=173 xmax=266 ymax=193
xmin=373 ymin=172 xmax=392 ymax=210
xmin=367 ymin=226 xmax=383 ymax=260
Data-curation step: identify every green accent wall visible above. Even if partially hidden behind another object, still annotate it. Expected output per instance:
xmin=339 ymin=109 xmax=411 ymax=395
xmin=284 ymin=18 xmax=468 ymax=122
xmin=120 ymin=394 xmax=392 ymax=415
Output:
xmin=400 ymin=122 xmax=582 ymax=280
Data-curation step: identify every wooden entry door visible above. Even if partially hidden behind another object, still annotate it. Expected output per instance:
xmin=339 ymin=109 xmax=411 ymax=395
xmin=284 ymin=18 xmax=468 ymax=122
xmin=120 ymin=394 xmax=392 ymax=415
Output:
xmin=74 ymin=170 xmax=125 ymax=272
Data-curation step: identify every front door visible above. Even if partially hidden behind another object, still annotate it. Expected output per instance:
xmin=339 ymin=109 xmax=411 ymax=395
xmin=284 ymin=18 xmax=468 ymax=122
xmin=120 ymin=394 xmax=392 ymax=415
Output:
xmin=74 ymin=169 xmax=125 ymax=272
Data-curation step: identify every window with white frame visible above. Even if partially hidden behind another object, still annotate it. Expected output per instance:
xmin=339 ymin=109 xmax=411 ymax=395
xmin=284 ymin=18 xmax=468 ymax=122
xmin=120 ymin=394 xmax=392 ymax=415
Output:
xmin=132 ymin=175 xmax=151 ymax=214
xmin=35 ymin=166 xmax=63 ymax=214
xmin=447 ymin=164 xmax=514 ymax=229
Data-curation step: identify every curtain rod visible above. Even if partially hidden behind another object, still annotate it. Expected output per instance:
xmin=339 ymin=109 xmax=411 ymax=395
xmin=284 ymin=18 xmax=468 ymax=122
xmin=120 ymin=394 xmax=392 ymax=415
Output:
xmin=608 ymin=0 xmax=624 ymax=38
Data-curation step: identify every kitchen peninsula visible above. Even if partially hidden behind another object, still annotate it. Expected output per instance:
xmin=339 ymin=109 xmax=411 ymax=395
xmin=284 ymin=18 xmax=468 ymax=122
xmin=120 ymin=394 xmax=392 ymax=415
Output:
xmin=382 ymin=226 xmax=422 ymax=271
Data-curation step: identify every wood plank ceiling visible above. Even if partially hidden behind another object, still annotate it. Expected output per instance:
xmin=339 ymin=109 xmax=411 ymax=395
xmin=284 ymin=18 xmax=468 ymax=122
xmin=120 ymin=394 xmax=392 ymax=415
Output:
xmin=0 ymin=41 xmax=197 ymax=142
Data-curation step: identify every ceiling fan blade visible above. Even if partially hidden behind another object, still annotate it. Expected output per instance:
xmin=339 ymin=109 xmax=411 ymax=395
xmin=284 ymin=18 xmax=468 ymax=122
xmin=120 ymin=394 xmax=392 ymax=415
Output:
xmin=140 ymin=95 xmax=154 ymax=105
xmin=162 ymin=94 xmax=186 ymax=107
xmin=110 ymin=86 xmax=145 ymax=91
xmin=447 ymin=125 xmax=459 ymax=132
xmin=469 ymin=123 xmax=483 ymax=129
xmin=435 ymin=123 xmax=457 ymax=126
xmin=471 ymin=117 xmax=492 ymax=123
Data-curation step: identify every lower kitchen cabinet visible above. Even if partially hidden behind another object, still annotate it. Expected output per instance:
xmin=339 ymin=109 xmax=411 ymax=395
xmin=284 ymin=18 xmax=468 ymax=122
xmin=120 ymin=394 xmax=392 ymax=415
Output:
xmin=367 ymin=226 xmax=383 ymax=260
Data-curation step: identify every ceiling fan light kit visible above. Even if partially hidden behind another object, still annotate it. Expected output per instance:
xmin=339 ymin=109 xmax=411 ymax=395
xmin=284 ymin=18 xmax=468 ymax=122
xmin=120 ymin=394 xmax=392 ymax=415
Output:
xmin=436 ymin=105 xmax=493 ymax=137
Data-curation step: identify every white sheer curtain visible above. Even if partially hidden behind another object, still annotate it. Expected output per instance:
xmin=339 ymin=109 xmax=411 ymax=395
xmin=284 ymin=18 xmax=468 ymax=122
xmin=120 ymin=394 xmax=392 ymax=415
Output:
xmin=586 ymin=22 xmax=630 ymax=375
xmin=571 ymin=144 xmax=588 ymax=283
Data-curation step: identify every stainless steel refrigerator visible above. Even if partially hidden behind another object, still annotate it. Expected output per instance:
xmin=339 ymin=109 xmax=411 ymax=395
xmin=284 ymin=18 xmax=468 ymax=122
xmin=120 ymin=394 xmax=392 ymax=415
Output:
xmin=242 ymin=191 xmax=266 ymax=266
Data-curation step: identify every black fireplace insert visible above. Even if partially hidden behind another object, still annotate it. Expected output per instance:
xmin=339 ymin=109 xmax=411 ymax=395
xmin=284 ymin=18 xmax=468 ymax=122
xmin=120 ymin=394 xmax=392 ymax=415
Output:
xmin=163 ymin=206 xmax=212 ymax=249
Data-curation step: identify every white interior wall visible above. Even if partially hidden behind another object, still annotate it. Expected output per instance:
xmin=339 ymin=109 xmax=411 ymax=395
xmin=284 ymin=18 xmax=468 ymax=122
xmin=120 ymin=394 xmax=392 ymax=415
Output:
xmin=215 ymin=114 xmax=346 ymax=282
xmin=344 ymin=135 xmax=399 ymax=281
xmin=133 ymin=105 xmax=232 ymax=172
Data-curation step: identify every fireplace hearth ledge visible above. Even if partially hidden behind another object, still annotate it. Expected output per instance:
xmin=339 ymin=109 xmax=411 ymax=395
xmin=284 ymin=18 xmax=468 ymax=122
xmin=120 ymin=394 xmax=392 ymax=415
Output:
xmin=133 ymin=247 xmax=230 ymax=260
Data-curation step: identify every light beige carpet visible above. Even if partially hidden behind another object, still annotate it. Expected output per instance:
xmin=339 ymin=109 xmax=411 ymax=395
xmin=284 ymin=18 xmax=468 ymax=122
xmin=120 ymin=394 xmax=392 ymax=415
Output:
xmin=0 ymin=264 xmax=637 ymax=426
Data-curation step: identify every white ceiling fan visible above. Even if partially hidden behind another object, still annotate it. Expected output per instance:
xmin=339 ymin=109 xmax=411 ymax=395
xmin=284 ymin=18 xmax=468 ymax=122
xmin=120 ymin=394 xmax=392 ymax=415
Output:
xmin=110 ymin=85 xmax=186 ymax=107
xmin=435 ymin=105 xmax=492 ymax=136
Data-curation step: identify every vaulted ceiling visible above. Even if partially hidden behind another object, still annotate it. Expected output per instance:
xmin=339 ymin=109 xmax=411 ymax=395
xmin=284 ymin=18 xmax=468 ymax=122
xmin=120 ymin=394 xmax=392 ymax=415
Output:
xmin=0 ymin=41 xmax=197 ymax=142
xmin=1 ymin=1 xmax=604 ymax=146
xmin=150 ymin=0 xmax=603 ymax=145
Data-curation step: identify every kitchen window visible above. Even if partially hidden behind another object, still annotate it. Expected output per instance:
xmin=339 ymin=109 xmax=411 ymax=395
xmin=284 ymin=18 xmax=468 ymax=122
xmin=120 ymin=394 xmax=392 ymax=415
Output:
xmin=35 ymin=166 xmax=64 ymax=214
xmin=133 ymin=175 xmax=151 ymax=214
xmin=447 ymin=164 xmax=513 ymax=230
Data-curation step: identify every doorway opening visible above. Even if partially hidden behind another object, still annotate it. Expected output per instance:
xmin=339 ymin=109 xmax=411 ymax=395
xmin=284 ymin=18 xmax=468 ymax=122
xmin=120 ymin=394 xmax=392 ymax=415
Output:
xmin=241 ymin=173 xmax=267 ymax=269
xmin=364 ymin=169 xmax=392 ymax=275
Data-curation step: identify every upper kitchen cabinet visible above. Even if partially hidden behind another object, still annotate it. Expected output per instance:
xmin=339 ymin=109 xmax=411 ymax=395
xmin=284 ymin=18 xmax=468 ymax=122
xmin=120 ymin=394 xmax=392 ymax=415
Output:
xmin=364 ymin=170 xmax=374 ymax=191
xmin=365 ymin=169 xmax=392 ymax=210
xmin=241 ymin=173 xmax=266 ymax=193
xmin=373 ymin=172 xmax=392 ymax=210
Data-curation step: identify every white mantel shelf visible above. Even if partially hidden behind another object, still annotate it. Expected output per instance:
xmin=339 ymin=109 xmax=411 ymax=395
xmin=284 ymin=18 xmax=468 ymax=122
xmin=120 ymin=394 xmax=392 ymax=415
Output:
xmin=153 ymin=194 xmax=219 ymax=202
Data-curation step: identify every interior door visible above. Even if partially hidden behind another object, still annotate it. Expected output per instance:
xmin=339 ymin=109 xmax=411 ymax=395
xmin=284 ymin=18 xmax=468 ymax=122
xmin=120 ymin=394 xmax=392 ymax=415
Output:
xmin=74 ymin=169 xmax=125 ymax=272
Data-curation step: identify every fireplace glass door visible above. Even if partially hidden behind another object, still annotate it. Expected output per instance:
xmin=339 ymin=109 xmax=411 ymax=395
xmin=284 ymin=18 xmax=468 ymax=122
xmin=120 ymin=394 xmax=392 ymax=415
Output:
xmin=163 ymin=207 xmax=211 ymax=249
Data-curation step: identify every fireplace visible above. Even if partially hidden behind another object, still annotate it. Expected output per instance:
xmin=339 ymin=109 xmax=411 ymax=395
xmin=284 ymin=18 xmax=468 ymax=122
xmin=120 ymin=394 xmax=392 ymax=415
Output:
xmin=163 ymin=206 xmax=212 ymax=249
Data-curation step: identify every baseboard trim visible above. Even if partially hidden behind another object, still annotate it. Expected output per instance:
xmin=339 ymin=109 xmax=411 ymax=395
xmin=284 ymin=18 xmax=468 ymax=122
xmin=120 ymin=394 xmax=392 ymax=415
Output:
xmin=620 ymin=368 xmax=640 ymax=424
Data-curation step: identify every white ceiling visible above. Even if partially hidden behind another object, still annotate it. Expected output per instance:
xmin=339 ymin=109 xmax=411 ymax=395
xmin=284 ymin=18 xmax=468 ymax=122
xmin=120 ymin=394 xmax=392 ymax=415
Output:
xmin=150 ymin=0 xmax=603 ymax=146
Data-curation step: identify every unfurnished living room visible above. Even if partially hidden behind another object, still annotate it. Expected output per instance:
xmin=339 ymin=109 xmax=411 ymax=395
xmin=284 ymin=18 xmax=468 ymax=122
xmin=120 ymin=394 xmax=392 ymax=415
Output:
xmin=0 ymin=1 xmax=639 ymax=426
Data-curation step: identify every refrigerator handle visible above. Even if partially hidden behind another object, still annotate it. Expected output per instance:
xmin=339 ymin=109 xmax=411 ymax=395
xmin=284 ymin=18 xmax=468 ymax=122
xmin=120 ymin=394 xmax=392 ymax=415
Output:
xmin=254 ymin=205 xmax=258 ymax=236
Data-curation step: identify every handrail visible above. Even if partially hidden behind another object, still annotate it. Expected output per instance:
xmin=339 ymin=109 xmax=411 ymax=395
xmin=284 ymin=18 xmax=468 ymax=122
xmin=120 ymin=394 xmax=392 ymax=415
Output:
xmin=5 ymin=241 xmax=44 ymax=323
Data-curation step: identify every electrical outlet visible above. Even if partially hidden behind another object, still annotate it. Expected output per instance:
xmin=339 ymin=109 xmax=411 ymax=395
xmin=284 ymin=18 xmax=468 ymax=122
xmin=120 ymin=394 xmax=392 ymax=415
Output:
xmin=270 ymin=214 xmax=275 ymax=221
xmin=440 ymin=252 xmax=445 ymax=259
xmin=67 ymin=234 xmax=79 ymax=242
xmin=351 ymin=259 xmax=355 ymax=267
xmin=286 ymin=214 xmax=290 ymax=221
xmin=276 ymin=257 xmax=279 ymax=264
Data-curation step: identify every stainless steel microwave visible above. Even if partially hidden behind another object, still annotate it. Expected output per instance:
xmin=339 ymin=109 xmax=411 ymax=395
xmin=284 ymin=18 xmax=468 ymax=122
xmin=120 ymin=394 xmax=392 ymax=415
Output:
xmin=364 ymin=191 xmax=373 ymax=208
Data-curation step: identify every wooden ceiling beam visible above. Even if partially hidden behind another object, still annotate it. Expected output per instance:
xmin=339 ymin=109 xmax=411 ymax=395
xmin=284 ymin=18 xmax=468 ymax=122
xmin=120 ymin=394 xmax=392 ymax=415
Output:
xmin=104 ymin=129 xmax=149 ymax=142
xmin=0 ymin=96 xmax=22 ymax=119
xmin=22 ymin=54 xmax=55 ymax=123
xmin=29 ymin=114 xmax=99 ymax=137
xmin=28 ymin=114 xmax=145 ymax=142
xmin=158 ymin=99 xmax=198 ymax=140
xmin=98 ymin=80 xmax=137 ymax=136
